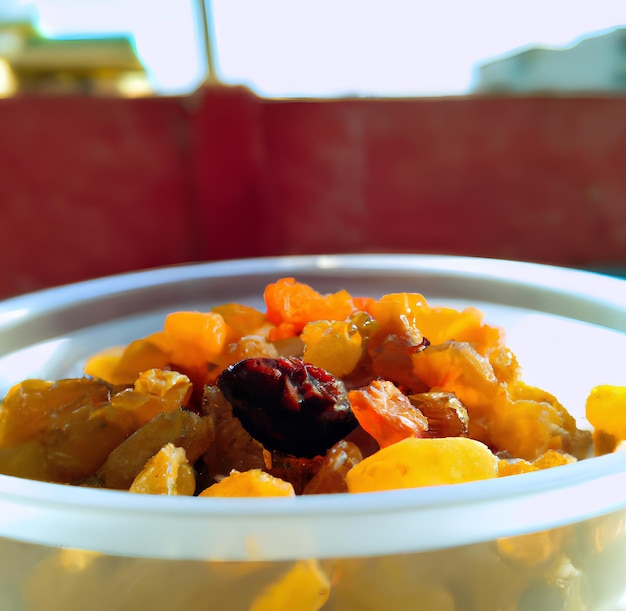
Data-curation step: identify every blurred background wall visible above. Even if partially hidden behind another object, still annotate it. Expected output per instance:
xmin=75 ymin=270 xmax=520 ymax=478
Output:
xmin=0 ymin=1 xmax=625 ymax=299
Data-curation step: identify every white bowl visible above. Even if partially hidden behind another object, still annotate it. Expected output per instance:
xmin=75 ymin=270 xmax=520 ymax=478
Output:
xmin=0 ymin=254 xmax=625 ymax=610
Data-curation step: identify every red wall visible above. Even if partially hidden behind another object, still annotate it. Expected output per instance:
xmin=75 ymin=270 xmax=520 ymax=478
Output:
xmin=1 ymin=86 xmax=625 ymax=299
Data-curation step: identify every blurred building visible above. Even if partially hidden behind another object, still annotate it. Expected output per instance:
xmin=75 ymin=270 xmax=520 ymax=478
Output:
xmin=474 ymin=27 xmax=626 ymax=94
xmin=0 ymin=20 xmax=151 ymax=97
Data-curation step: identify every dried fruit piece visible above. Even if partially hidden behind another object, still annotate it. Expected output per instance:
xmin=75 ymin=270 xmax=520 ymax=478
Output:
xmin=348 ymin=380 xmax=428 ymax=448
xmin=198 ymin=469 xmax=295 ymax=497
xmin=266 ymin=453 xmax=325 ymax=496
xmin=303 ymin=440 xmax=363 ymax=494
xmin=201 ymin=385 xmax=266 ymax=483
xmin=129 ymin=443 xmax=195 ymax=495
xmin=0 ymin=441 xmax=49 ymax=481
xmin=98 ymin=408 xmax=213 ymax=489
xmin=0 ymin=378 xmax=134 ymax=483
xmin=408 ymin=390 xmax=469 ymax=438
xmin=491 ymin=383 xmax=591 ymax=461
xmin=411 ymin=340 xmax=500 ymax=444
xmin=249 ymin=560 xmax=330 ymax=611
xmin=498 ymin=449 xmax=577 ymax=477
xmin=365 ymin=294 xmax=430 ymax=391
xmin=108 ymin=369 xmax=192 ymax=428
xmin=163 ymin=311 xmax=227 ymax=362
xmin=346 ymin=437 xmax=498 ymax=492
xmin=301 ymin=319 xmax=363 ymax=378
xmin=217 ymin=357 xmax=356 ymax=458
xmin=211 ymin=302 xmax=272 ymax=341
xmin=84 ymin=335 xmax=171 ymax=386
xmin=264 ymin=277 xmax=355 ymax=340
xmin=0 ymin=378 xmax=112 ymax=448
xmin=410 ymin=304 xmax=504 ymax=356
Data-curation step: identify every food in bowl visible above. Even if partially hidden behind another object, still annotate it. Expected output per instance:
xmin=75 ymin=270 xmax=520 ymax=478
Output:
xmin=0 ymin=277 xmax=622 ymax=500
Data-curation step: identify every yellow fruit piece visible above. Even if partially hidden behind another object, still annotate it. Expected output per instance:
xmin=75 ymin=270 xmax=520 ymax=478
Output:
xmin=82 ymin=345 xmax=126 ymax=384
xmin=129 ymin=443 xmax=195 ymax=495
xmin=586 ymin=385 xmax=626 ymax=439
xmin=250 ymin=560 xmax=330 ymax=611
xmin=104 ymin=369 xmax=193 ymax=429
xmin=346 ymin=437 xmax=497 ymax=493
xmin=418 ymin=306 xmax=504 ymax=354
xmin=302 ymin=320 xmax=362 ymax=378
xmin=199 ymin=469 xmax=295 ymax=497
xmin=84 ymin=334 xmax=171 ymax=386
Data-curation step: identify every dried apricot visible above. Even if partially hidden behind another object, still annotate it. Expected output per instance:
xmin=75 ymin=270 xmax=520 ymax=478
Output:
xmin=163 ymin=310 xmax=227 ymax=369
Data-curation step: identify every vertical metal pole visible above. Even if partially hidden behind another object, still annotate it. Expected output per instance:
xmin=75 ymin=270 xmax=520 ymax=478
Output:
xmin=198 ymin=0 xmax=219 ymax=84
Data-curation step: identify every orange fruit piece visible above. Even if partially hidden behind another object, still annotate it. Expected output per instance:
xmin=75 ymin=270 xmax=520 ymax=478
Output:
xmin=346 ymin=437 xmax=498 ymax=492
xmin=264 ymin=277 xmax=354 ymax=340
xmin=250 ymin=560 xmax=330 ymax=611
xmin=164 ymin=311 xmax=227 ymax=366
xmin=199 ymin=469 xmax=295 ymax=497
xmin=348 ymin=380 xmax=428 ymax=448
xmin=129 ymin=443 xmax=195 ymax=495
xmin=367 ymin=292 xmax=429 ymax=336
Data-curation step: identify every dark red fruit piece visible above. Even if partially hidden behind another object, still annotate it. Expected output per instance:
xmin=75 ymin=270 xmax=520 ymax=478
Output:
xmin=217 ymin=357 xmax=357 ymax=458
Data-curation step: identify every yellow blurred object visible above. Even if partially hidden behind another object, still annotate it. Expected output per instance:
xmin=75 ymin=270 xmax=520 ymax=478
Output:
xmin=496 ymin=529 xmax=565 ymax=569
xmin=586 ymin=385 xmax=626 ymax=441
xmin=0 ymin=20 xmax=150 ymax=97
xmin=250 ymin=560 xmax=330 ymax=611
xmin=0 ymin=57 xmax=17 ymax=97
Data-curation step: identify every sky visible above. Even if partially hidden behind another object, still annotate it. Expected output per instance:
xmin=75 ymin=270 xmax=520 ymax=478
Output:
xmin=1 ymin=0 xmax=625 ymax=96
